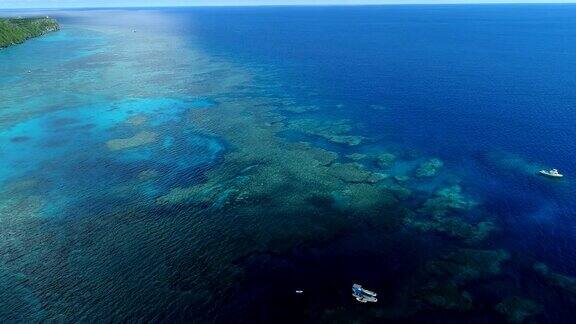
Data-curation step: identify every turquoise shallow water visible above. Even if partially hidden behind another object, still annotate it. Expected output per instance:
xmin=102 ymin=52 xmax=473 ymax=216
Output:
xmin=0 ymin=13 xmax=224 ymax=220
xmin=2 ymin=6 xmax=576 ymax=323
xmin=0 ymin=13 xmax=236 ymax=320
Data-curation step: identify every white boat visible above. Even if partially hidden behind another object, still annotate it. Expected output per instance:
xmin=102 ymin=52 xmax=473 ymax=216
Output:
xmin=539 ymin=168 xmax=564 ymax=178
xmin=352 ymin=284 xmax=378 ymax=303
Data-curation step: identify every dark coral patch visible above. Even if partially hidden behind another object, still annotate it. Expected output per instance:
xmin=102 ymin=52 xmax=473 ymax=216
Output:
xmin=10 ymin=136 xmax=30 ymax=143
xmin=46 ymin=117 xmax=80 ymax=128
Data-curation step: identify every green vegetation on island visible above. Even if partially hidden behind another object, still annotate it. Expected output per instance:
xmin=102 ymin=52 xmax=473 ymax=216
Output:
xmin=0 ymin=17 xmax=59 ymax=48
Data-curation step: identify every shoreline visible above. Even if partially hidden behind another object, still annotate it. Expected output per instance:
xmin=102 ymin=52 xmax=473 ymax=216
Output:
xmin=0 ymin=17 xmax=59 ymax=48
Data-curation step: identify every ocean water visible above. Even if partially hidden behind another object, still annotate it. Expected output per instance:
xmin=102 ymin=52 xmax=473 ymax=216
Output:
xmin=2 ymin=5 xmax=576 ymax=322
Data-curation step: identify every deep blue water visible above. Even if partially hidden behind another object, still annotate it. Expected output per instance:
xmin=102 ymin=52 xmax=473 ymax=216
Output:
xmin=173 ymin=3 xmax=576 ymax=292
xmin=180 ymin=4 xmax=576 ymax=270
xmin=2 ymin=5 xmax=576 ymax=323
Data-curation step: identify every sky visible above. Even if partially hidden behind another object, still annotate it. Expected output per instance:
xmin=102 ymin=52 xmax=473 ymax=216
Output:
xmin=1 ymin=0 xmax=575 ymax=9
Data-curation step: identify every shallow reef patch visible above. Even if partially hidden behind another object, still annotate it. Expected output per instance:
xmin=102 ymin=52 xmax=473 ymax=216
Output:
xmin=332 ymin=183 xmax=397 ymax=217
xmin=377 ymin=152 xmax=397 ymax=169
xmin=137 ymin=169 xmax=159 ymax=181
xmin=415 ymin=158 xmax=444 ymax=178
xmin=0 ymin=195 xmax=43 ymax=223
xmin=106 ymin=131 xmax=157 ymax=151
xmin=156 ymin=183 xmax=224 ymax=206
xmin=345 ymin=153 xmax=367 ymax=161
xmin=125 ymin=115 xmax=147 ymax=126
xmin=405 ymin=215 xmax=497 ymax=244
xmin=534 ymin=262 xmax=576 ymax=297
xmin=10 ymin=136 xmax=30 ymax=143
xmin=279 ymin=105 xmax=320 ymax=114
xmin=419 ymin=185 xmax=477 ymax=218
xmin=426 ymin=248 xmax=510 ymax=285
xmin=415 ymin=281 xmax=473 ymax=311
xmin=495 ymin=296 xmax=543 ymax=323
xmin=328 ymin=163 xmax=379 ymax=183
xmin=287 ymin=118 xmax=364 ymax=146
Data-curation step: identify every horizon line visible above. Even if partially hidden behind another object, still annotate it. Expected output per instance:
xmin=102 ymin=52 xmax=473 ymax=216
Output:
xmin=2 ymin=1 xmax=576 ymax=10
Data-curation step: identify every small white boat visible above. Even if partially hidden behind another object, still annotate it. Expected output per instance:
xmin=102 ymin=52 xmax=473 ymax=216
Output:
xmin=295 ymin=290 xmax=304 ymax=294
xmin=539 ymin=168 xmax=564 ymax=178
xmin=352 ymin=284 xmax=378 ymax=303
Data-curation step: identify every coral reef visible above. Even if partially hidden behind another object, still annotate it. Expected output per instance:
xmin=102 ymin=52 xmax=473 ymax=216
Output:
xmin=394 ymin=175 xmax=410 ymax=183
xmin=280 ymin=105 xmax=319 ymax=114
xmin=287 ymin=118 xmax=350 ymax=134
xmin=405 ymin=184 xmax=491 ymax=243
xmin=324 ymin=134 xmax=363 ymax=146
xmin=287 ymin=118 xmax=364 ymax=146
xmin=0 ymin=194 xmax=43 ymax=223
xmin=495 ymin=296 xmax=543 ymax=323
xmin=382 ymin=183 xmax=411 ymax=200
xmin=10 ymin=136 xmax=30 ymax=143
xmin=415 ymin=158 xmax=443 ymax=178
xmin=426 ymin=248 xmax=510 ymax=285
xmin=0 ymin=13 xmax=537 ymax=323
xmin=398 ymin=248 xmax=510 ymax=317
xmin=332 ymin=183 xmax=397 ymax=217
xmin=377 ymin=152 xmax=397 ymax=168
xmin=125 ymin=115 xmax=147 ymax=126
xmin=415 ymin=281 xmax=473 ymax=311
xmin=406 ymin=216 xmax=496 ymax=244
xmin=157 ymin=183 xmax=224 ymax=206
xmin=328 ymin=163 xmax=378 ymax=183
xmin=106 ymin=131 xmax=157 ymax=151
xmin=534 ymin=263 xmax=576 ymax=296
xmin=2 ymin=179 xmax=40 ymax=194
xmin=419 ymin=185 xmax=476 ymax=217
xmin=137 ymin=169 xmax=159 ymax=181
xmin=154 ymin=92 xmax=413 ymax=260
xmin=346 ymin=153 xmax=367 ymax=161
xmin=290 ymin=142 xmax=338 ymax=166
xmin=376 ymin=247 xmax=511 ymax=318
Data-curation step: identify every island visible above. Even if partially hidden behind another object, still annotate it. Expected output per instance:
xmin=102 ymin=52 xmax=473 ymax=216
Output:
xmin=0 ymin=17 xmax=59 ymax=48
